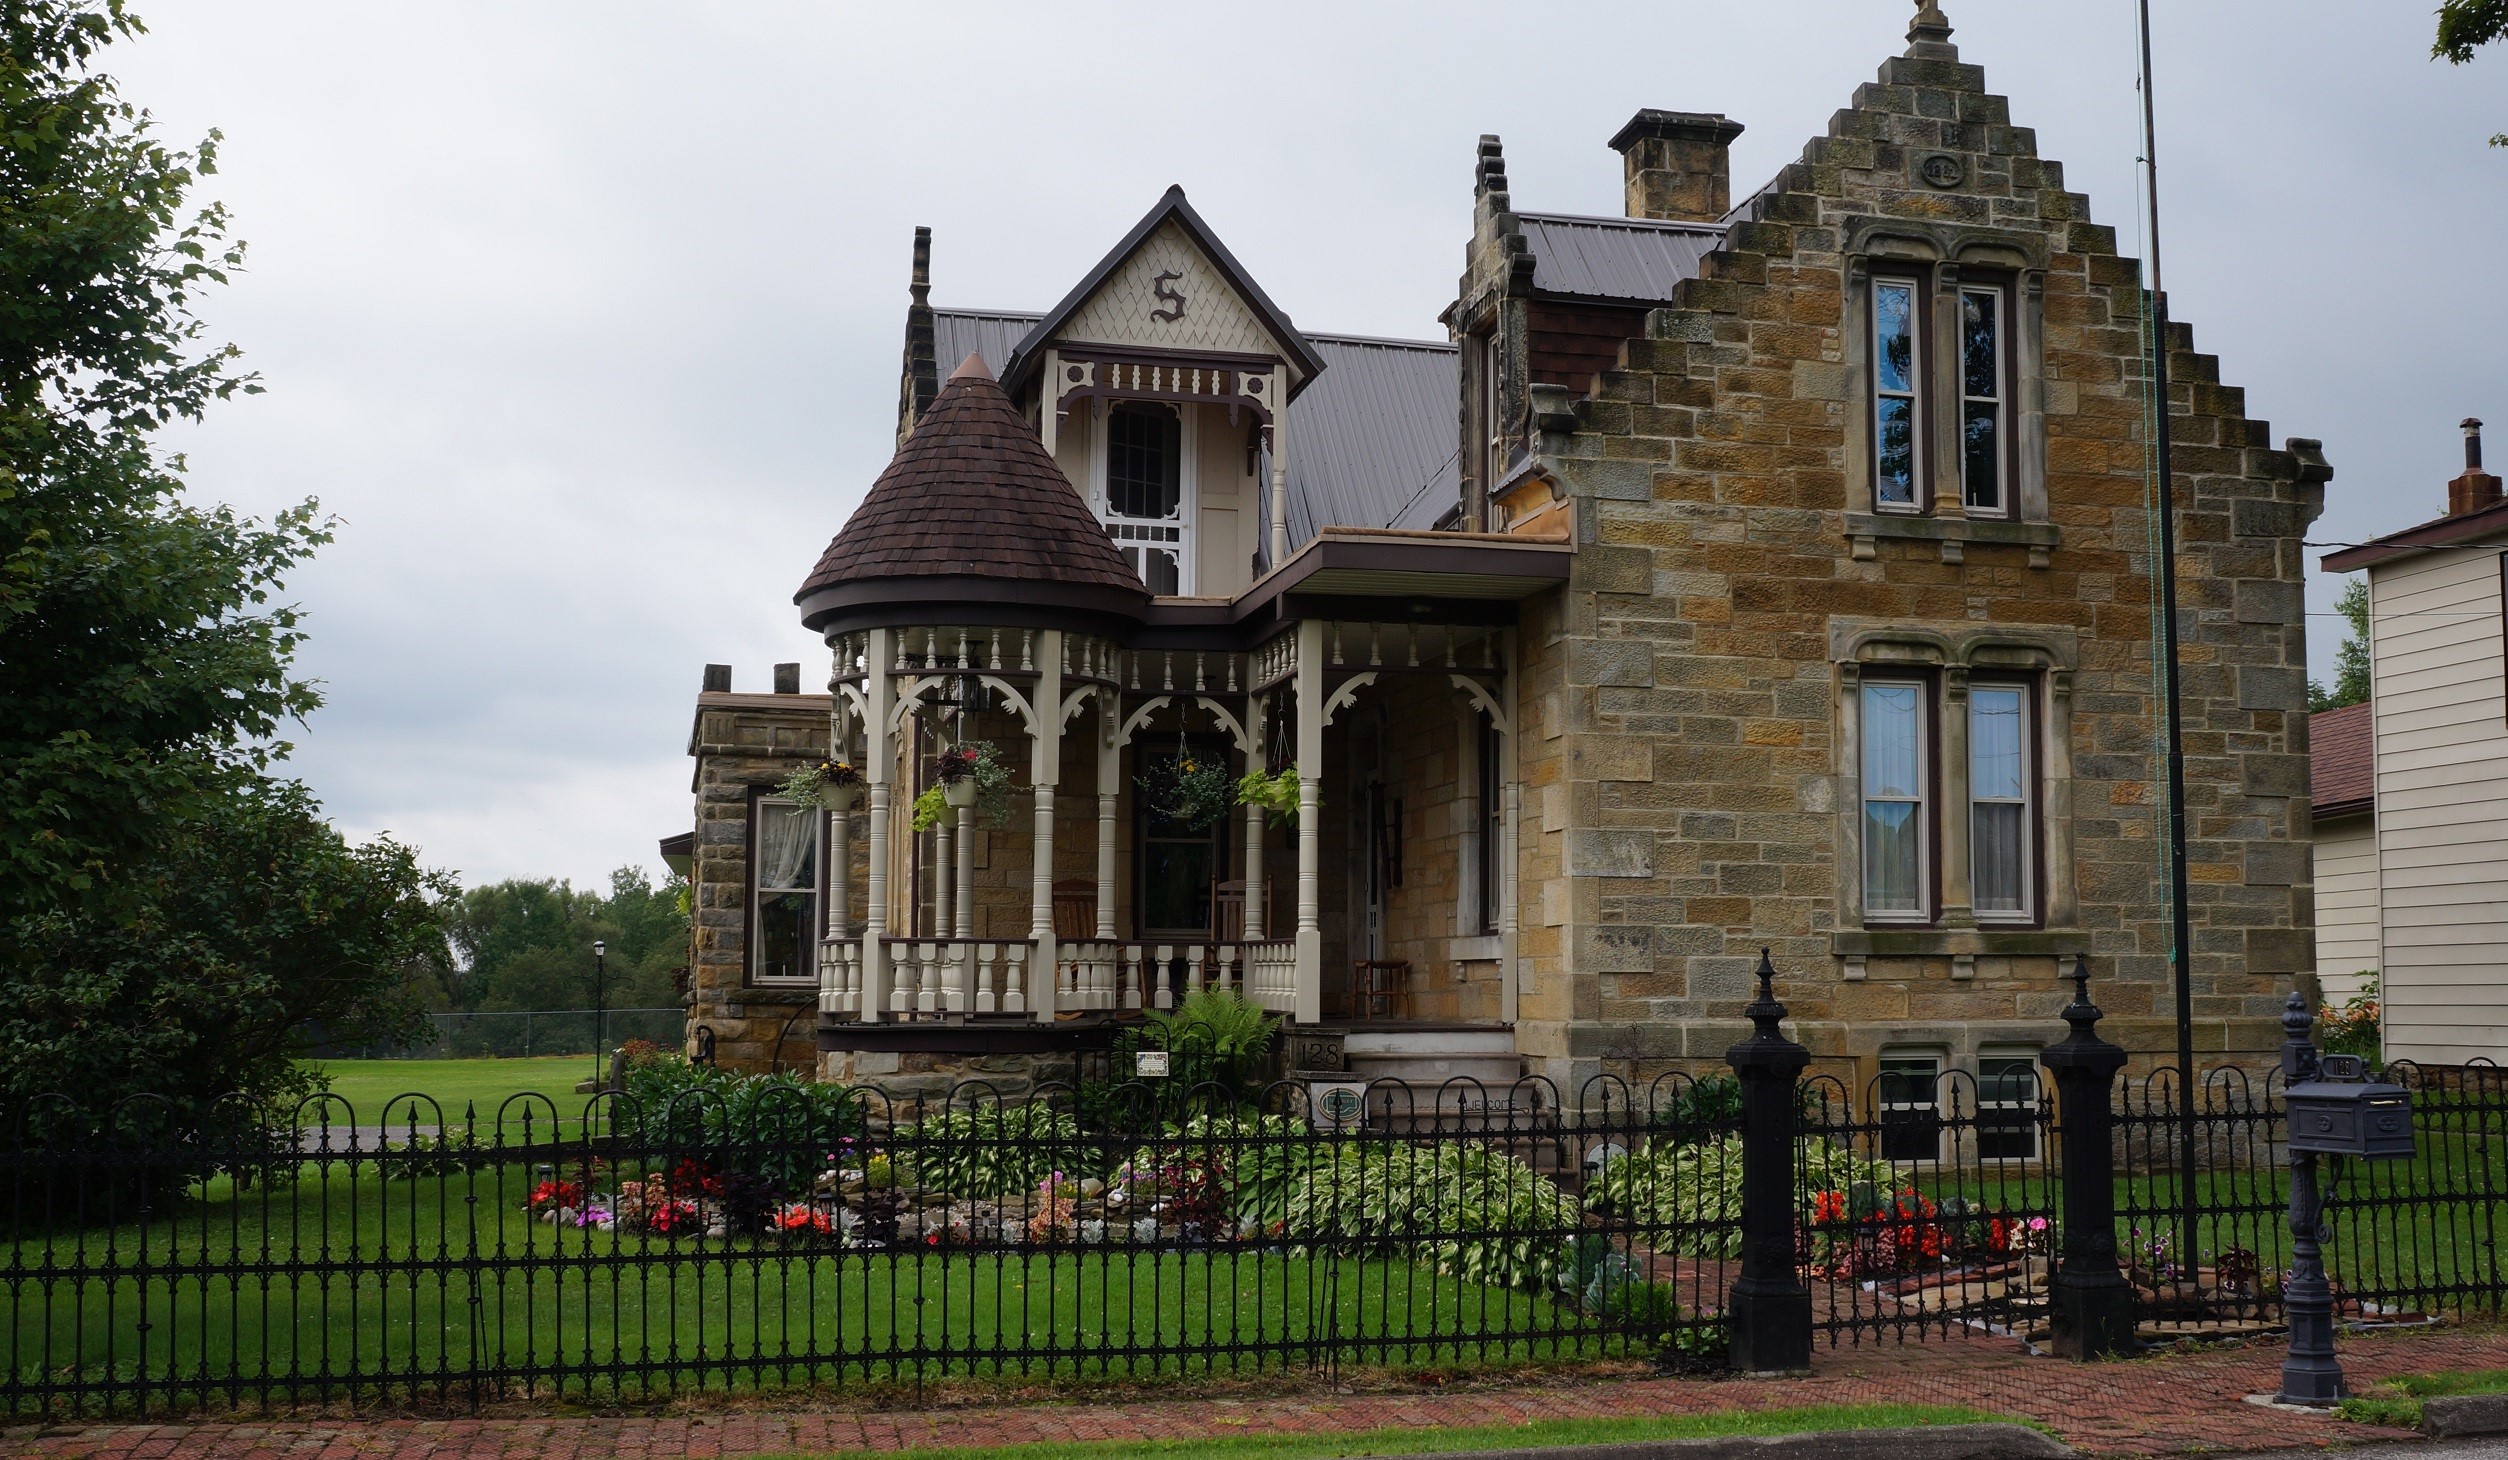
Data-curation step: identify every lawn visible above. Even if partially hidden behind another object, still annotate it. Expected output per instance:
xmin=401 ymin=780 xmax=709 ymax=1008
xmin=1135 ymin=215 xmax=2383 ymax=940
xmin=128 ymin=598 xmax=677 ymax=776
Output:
xmin=7 ymin=1158 xmax=1626 ymax=1407
xmin=302 ymin=1057 xmax=603 ymax=1129
xmin=767 ymin=1404 xmax=2032 ymax=1460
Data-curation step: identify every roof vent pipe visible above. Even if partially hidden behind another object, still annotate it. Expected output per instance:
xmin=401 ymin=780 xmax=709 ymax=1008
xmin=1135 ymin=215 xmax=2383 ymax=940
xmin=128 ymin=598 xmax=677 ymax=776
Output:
xmin=1607 ymin=110 xmax=1744 ymax=225
xmin=2448 ymin=417 xmax=2500 ymax=517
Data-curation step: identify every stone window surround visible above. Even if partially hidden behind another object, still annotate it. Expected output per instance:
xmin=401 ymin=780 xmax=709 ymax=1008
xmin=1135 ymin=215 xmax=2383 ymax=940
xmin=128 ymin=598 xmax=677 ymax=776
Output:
xmin=1830 ymin=619 xmax=2078 ymax=965
xmin=1841 ymin=221 xmax=2053 ymax=569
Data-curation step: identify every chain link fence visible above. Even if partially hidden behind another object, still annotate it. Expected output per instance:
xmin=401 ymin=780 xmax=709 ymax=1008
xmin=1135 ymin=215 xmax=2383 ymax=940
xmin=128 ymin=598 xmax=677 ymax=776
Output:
xmin=318 ymin=1008 xmax=685 ymax=1060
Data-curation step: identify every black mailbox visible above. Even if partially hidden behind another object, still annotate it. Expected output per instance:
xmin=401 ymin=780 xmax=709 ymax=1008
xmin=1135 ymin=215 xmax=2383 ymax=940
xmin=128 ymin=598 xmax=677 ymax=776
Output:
xmin=2285 ymin=1054 xmax=2415 ymax=1159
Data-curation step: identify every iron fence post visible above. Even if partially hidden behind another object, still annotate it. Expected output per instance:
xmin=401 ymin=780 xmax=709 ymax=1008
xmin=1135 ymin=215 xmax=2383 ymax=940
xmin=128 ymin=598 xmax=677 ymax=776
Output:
xmin=2278 ymin=991 xmax=2347 ymax=1405
xmin=1725 ymin=949 xmax=1811 ymax=1373
xmin=2039 ymin=953 xmax=2135 ymax=1358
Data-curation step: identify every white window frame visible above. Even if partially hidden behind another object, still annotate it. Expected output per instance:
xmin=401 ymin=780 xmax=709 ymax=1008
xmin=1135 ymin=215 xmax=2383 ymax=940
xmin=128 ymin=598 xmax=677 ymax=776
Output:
xmin=1091 ymin=399 xmax=1198 ymax=596
xmin=1973 ymin=1047 xmax=2043 ymax=1163
xmin=1859 ymin=678 xmax=1931 ymax=924
xmin=749 ymin=794 xmax=822 ymax=986
xmin=1870 ymin=276 xmax=1924 ymax=514
xmin=1967 ymin=679 xmax=2035 ymax=925
xmin=1959 ymin=283 xmax=2009 ymax=518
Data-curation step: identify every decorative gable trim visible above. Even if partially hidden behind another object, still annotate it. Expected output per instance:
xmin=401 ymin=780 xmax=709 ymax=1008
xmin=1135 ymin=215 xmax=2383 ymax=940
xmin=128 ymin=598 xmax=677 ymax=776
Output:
xmin=1001 ymin=185 xmax=1328 ymax=400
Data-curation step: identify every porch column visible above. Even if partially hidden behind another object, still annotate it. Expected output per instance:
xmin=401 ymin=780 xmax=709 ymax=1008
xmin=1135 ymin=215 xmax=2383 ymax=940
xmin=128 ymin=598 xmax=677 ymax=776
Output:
xmin=1028 ymin=629 xmax=1064 ymax=1020
xmin=1244 ymin=690 xmax=1266 ymax=941
xmin=1293 ymin=619 xmax=1325 ymax=1024
xmin=1499 ymin=629 xmax=1521 ymax=1026
xmin=860 ymin=628 xmax=894 ymax=1021
xmin=1096 ymin=690 xmax=1119 ymax=940
xmin=935 ymin=817 xmax=955 ymax=938
xmin=953 ymin=803 xmax=975 ymax=939
xmin=1267 ymin=396 xmax=1290 ymax=569
xmin=829 ymin=698 xmax=853 ymax=938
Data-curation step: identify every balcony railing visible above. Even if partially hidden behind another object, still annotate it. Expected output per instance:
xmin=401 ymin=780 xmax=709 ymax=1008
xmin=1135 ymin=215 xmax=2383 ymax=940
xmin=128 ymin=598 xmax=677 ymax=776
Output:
xmin=819 ymin=937 xmax=1295 ymax=1021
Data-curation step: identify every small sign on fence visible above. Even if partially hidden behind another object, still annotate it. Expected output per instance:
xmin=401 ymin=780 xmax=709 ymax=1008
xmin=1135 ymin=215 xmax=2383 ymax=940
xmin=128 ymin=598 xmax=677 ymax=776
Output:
xmin=1309 ymin=1080 xmax=1366 ymax=1131
xmin=1134 ymin=1050 xmax=1170 ymax=1079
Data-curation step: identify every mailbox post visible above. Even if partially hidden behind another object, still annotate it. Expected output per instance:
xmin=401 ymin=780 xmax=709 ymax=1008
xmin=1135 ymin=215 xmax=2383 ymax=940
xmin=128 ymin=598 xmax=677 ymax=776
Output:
xmin=2276 ymin=991 xmax=2415 ymax=1406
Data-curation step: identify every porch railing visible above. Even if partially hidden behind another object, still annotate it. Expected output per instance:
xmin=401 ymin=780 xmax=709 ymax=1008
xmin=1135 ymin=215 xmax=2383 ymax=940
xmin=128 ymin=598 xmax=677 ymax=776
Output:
xmin=820 ymin=938 xmax=1295 ymax=1021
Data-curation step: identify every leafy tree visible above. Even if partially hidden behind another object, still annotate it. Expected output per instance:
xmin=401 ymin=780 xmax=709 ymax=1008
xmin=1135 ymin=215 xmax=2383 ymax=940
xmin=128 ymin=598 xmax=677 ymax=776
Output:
xmin=2308 ymin=578 xmax=2372 ymax=712
xmin=2433 ymin=0 xmax=2508 ymax=145
xmin=0 ymin=1 xmax=329 ymax=916
xmin=0 ymin=778 xmax=448 ymax=1137
xmin=440 ymin=867 xmax=688 ymax=1015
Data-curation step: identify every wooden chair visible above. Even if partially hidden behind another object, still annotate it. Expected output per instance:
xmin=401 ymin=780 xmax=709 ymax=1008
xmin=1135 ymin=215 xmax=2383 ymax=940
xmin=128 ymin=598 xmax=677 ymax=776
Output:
xmin=1356 ymin=959 xmax=1411 ymax=1021
xmin=1052 ymin=880 xmax=1097 ymax=941
xmin=1211 ymin=878 xmax=1278 ymax=943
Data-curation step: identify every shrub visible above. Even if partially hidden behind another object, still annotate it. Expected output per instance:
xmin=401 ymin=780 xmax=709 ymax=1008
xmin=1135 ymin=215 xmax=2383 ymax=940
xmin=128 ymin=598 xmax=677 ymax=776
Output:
xmin=1125 ymin=1110 xmax=1315 ymax=1224
xmin=1280 ymin=1139 xmax=1578 ymax=1290
xmin=898 ymin=1104 xmax=1087 ymax=1198
xmin=614 ymin=1057 xmax=866 ymax=1197
xmin=2320 ymin=975 xmax=2381 ymax=1063
xmin=1586 ymin=1134 xmax=1891 ymax=1259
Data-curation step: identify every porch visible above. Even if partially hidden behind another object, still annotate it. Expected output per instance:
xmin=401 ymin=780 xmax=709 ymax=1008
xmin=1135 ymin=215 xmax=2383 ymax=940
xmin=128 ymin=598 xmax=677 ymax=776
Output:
xmin=811 ymin=615 xmax=1525 ymax=1042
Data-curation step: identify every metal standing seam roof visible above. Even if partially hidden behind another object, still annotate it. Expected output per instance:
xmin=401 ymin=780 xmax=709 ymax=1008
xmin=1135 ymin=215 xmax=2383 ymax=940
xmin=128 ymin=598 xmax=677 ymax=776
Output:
xmin=1289 ymin=333 xmax=1460 ymax=542
xmin=929 ymin=309 xmax=1461 ymax=545
xmin=1515 ymin=211 xmax=1722 ymax=302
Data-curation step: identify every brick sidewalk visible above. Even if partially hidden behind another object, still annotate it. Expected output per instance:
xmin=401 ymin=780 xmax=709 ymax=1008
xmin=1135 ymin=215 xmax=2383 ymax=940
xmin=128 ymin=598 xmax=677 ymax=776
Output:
xmin=5 ymin=1326 xmax=2499 ymax=1460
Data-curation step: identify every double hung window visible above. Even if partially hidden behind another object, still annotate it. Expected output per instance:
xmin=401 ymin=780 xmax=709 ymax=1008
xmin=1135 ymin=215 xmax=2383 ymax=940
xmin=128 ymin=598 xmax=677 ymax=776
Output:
xmin=1856 ymin=676 xmax=2040 ymax=926
xmin=1860 ymin=680 xmax=1929 ymax=920
xmin=1872 ymin=279 xmax=1921 ymax=509
xmin=1878 ymin=1053 xmax=1944 ymax=1162
xmin=1868 ymin=274 xmax=2014 ymax=515
xmin=751 ymin=796 xmax=819 ymax=984
xmin=1975 ymin=1050 xmax=2042 ymax=1161
xmin=1476 ymin=711 xmax=1502 ymax=934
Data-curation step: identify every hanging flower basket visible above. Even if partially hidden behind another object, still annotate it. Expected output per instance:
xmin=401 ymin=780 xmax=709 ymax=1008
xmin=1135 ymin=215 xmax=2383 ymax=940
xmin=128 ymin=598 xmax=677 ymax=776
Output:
xmin=1137 ymin=748 xmax=1235 ymax=832
xmin=943 ymin=778 xmax=979 ymax=809
xmin=915 ymin=743 xmax=1014 ymax=831
xmin=778 ymin=759 xmax=865 ymax=814
xmin=1235 ymin=764 xmax=1301 ymax=828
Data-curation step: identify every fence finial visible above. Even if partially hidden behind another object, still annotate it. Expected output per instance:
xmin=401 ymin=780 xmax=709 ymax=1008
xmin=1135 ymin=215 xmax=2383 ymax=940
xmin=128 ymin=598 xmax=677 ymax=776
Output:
xmin=1744 ymin=947 xmax=1787 ymax=1039
xmin=2061 ymin=952 xmax=2101 ymax=1034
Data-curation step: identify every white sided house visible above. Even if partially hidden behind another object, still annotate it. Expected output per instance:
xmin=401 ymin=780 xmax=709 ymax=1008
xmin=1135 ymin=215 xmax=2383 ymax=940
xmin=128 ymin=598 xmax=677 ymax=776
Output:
xmin=2319 ymin=418 xmax=2508 ymax=1066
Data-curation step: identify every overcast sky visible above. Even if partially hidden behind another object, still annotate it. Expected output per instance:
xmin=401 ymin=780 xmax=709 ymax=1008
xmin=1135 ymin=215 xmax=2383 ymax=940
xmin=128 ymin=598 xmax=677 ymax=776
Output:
xmin=114 ymin=1 xmax=2505 ymax=892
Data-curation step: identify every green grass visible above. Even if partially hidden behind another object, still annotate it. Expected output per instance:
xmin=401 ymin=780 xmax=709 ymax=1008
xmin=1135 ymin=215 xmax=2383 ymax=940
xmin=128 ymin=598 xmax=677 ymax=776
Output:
xmin=2338 ymin=1368 xmax=2508 ymax=1429
xmin=765 ymin=1404 xmax=2026 ymax=1460
xmin=303 ymin=1057 xmax=603 ymax=1128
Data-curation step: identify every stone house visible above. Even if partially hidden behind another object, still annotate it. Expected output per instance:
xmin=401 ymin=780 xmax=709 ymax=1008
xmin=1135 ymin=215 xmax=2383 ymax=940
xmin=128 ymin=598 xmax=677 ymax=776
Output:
xmin=675 ymin=3 xmax=2328 ymax=1107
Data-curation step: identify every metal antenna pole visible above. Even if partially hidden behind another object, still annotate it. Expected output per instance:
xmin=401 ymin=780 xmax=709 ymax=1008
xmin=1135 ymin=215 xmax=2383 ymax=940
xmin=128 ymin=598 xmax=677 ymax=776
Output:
xmin=2137 ymin=0 xmax=2200 ymax=1264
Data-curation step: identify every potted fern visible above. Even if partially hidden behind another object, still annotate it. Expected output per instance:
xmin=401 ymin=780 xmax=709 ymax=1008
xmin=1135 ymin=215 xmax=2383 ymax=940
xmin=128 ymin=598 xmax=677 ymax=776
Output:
xmin=1234 ymin=764 xmax=1300 ymax=827
xmin=1136 ymin=743 xmax=1234 ymax=832
xmin=778 ymin=758 xmax=865 ymax=814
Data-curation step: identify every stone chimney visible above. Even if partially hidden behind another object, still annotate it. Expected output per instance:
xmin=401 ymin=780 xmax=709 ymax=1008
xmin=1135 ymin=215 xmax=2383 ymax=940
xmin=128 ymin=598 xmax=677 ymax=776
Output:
xmin=2449 ymin=417 xmax=2501 ymax=516
xmin=898 ymin=227 xmax=938 ymax=446
xmin=702 ymin=664 xmax=731 ymax=693
xmin=772 ymin=662 xmax=800 ymax=694
xmin=1608 ymin=110 xmax=1744 ymax=224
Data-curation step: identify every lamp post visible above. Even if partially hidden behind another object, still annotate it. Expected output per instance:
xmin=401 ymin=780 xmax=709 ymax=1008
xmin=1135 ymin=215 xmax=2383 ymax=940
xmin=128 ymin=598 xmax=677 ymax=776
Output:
xmin=591 ymin=939 xmax=608 ymax=1087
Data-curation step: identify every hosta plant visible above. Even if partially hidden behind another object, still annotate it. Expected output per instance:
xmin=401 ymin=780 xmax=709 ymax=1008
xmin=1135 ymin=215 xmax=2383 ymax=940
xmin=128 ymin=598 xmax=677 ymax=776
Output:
xmin=1585 ymin=1134 xmax=1891 ymax=1260
xmin=1280 ymin=1139 xmax=1579 ymax=1290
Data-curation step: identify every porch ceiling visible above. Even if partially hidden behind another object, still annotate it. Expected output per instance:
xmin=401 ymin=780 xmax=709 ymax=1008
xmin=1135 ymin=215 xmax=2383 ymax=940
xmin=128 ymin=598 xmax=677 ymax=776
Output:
xmin=1234 ymin=527 xmax=1570 ymax=622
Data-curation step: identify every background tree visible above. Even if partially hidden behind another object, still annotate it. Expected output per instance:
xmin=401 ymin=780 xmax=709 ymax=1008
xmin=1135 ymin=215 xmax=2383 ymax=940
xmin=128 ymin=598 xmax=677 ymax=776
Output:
xmin=0 ymin=2 xmax=447 ymax=1133
xmin=2434 ymin=0 xmax=2508 ymax=145
xmin=438 ymin=867 xmax=689 ymax=1015
xmin=2309 ymin=578 xmax=2372 ymax=712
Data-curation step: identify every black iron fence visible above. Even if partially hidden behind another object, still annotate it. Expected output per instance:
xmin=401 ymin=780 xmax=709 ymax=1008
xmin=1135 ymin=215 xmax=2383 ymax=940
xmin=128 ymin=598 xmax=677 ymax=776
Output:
xmin=7 ymin=974 xmax=2506 ymax=1416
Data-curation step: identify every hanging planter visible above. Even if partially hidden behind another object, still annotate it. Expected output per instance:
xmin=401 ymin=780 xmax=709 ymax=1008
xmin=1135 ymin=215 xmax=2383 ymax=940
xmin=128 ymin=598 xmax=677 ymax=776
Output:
xmin=1234 ymin=764 xmax=1301 ymax=828
xmin=1136 ymin=741 xmax=1235 ymax=832
xmin=917 ymin=743 xmax=1014 ymax=831
xmin=778 ymin=759 xmax=865 ymax=814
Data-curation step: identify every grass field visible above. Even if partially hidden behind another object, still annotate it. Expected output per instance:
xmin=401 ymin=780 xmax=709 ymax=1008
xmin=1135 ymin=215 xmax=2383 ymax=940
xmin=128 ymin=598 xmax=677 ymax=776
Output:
xmin=767 ymin=1405 xmax=2031 ymax=1460
xmin=2339 ymin=1367 xmax=2508 ymax=1429
xmin=302 ymin=1057 xmax=601 ymax=1128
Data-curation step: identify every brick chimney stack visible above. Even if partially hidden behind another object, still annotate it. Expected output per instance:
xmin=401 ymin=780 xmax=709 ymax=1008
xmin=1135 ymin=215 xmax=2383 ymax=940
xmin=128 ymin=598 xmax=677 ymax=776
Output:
xmin=1608 ymin=110 xmax=1744 ymax=224
xmin=2449 ymin=417 xmax=2501 ymax=516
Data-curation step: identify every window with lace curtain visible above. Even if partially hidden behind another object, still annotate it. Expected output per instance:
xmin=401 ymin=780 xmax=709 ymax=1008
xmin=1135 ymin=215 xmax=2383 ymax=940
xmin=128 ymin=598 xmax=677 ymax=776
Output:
xmin=750 ymin=794 xmax=819 ymax=984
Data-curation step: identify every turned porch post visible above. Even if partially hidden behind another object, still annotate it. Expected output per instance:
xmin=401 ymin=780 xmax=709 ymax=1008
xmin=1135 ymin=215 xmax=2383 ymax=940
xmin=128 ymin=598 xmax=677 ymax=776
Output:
xmin=1267 ymin=392 xmax=1291 ymax=570
xmin=1028 ymin=629 xmax=1064 ymax=1020
xmin=859 ymin=627 xmax=894 ymax=1021
xmin=1244 ymin=689 xmax=1267 ymax=941
xmin=1096 ymin=690 xmax=1119 ymax=941
xmin=1293 ymin=618 xmax=1324 ymax=1023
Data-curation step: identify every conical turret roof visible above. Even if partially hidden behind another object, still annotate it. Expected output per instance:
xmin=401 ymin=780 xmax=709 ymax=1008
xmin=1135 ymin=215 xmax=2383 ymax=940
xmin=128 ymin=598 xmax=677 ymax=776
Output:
xmin=795 ymin=355 xmax=1147 ymax=634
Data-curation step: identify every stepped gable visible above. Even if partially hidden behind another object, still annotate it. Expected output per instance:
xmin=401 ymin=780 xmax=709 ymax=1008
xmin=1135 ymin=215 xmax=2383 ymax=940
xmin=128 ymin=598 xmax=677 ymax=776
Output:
xmin=796 ymin=354 xmax=1146 ymax=632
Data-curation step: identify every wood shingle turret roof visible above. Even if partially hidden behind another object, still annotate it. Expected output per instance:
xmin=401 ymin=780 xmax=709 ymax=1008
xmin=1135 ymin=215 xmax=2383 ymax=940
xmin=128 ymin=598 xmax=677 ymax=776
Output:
xmin=795 ymin=354 xmax=1147 ymax=635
